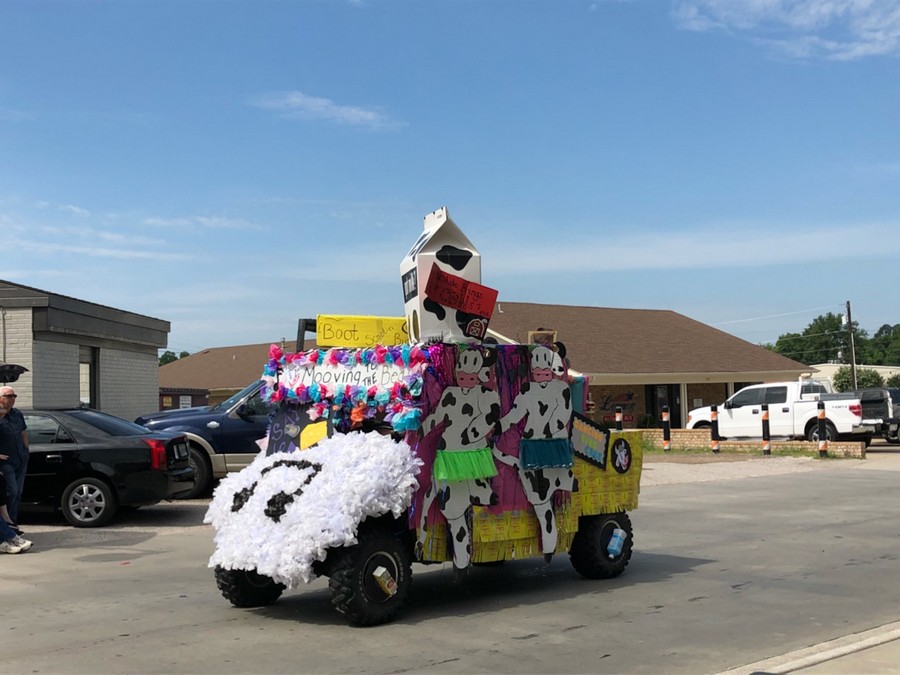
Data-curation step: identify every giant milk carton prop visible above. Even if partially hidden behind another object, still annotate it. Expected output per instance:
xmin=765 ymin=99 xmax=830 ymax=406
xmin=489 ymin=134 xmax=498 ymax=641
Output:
xmin=400 ymin=207 xmax=497 ymax=343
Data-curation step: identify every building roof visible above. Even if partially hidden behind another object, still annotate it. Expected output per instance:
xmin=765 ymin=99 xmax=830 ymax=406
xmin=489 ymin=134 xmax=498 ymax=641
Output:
xmin=159 ymin=340 xmax=316 ymax=391
xmin=485 ymin=302 xmax=810 ymax=384
xmin=1 ymin=279 xmax=170 ymax=348
xmin=160 ymin=303 xmax=811 ymax=390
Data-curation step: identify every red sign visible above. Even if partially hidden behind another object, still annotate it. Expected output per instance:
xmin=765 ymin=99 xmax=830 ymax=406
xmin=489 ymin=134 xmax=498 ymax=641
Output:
xmin=424 ymin=265 xmax=498 ymax=319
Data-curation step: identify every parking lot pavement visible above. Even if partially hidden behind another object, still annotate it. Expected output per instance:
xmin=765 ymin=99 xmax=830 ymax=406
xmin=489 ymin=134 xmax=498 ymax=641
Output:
xmin=11 ymin=448 xmax=900 ymax=674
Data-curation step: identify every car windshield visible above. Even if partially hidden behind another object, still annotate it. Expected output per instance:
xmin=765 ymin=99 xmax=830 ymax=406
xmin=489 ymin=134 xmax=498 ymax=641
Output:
xmin=68 ymin=410 xmax=150 ymax=436
xmin=211 ymin=380 xmax=262 ymax=412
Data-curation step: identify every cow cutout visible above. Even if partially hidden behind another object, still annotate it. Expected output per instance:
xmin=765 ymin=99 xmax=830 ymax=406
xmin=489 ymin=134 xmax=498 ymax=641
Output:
xmin=494 ymin=345 xmax=576 ymax=558
xmin=417 ymin=347 xmax=500 ymax=568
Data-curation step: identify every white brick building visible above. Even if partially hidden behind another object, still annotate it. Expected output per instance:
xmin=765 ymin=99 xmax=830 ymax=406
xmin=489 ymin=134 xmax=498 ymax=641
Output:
xmin=0 ymin=281 xmax=169 ymax=421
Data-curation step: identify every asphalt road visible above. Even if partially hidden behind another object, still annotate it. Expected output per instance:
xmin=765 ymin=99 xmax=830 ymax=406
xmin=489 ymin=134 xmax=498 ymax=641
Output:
xmin=5 ymin=447 xmax=900 ymax=675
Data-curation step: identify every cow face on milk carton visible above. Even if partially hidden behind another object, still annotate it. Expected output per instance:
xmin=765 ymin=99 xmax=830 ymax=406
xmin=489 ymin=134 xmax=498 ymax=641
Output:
xmin=400 ymin=207 xmax=490 ymax=343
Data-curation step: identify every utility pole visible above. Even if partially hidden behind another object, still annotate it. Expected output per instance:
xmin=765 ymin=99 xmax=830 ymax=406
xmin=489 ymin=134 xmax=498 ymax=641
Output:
xmin=845 ymin=300 xmax=858 ymax=390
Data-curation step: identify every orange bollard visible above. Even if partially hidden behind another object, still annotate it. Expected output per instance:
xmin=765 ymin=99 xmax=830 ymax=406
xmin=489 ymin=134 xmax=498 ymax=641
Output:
xmin=710 ymin=404 xmax=720 ymax=453
xmin=817 ymin=401 xmax=828 ymax=457
xmin=662 ymin=406 xmax=671 ymax=452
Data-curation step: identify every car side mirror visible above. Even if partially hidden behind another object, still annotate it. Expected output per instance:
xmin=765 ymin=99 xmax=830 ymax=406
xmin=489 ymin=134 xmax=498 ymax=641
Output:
xmin=236 ymin=404 xmax=254 ymax=420
xmin=724 ymin=400 xmax=733 ymax=409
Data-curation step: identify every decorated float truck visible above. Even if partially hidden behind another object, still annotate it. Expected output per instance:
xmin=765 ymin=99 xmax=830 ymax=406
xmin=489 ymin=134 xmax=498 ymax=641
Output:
xmin=204 ymin=208 xmax=643 ymax=626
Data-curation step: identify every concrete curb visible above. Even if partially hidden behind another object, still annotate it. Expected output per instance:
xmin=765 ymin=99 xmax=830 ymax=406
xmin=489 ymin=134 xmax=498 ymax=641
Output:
xmin=713 ymin=620 xmax=900 ymax=674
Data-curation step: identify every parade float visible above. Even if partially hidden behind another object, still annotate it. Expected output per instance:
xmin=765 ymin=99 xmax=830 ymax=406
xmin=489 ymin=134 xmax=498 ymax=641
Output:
xmin=205 ymin=207 xmax=643 ymax=626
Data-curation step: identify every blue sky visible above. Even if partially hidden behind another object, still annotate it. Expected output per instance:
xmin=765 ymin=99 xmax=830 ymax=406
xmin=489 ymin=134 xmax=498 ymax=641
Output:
xmin=2 ymin=0 xmax=899 ymax=356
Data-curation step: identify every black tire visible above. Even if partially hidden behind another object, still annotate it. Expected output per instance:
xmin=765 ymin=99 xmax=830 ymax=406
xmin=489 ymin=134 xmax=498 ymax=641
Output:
xmin=692 ymin=422 xmax=710 ymax=429
xmin=182 ymin=445 xmax=212 ymax=499
xmin=215 ymin=566 xmax=285 ymax=608
xmin=569 ymin=512 xmax=633 ymax=579
xmin=806 ymin=421 xmax=838 ymax=443
xmin=328 ymin=527 xmax=412 ymax=626
xmin=61 ymin=477 xmax=117 ymax=527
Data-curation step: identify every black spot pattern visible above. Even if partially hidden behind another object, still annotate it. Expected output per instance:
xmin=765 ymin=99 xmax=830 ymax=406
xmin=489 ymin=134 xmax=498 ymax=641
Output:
xmin=525 ymin=469 xmax=551 ymax=501
xmin=424 ymin=297 xmax=446 ymax=320
xmin=455 ymin=525 xmax=467 ymax=543
xmin=436 ymin=245 xmax=473 ymax=271
xmin=231 ymin=458 xmax=323 ymax=523
xmin=538 ymin=401 xmax=549 ymax=416
xmin=461 ymin=402 xmax=474 ymax=416
xmin=485 ymin=402 xmax=500 ymax=425
xmin=544 ymin=509 xmax=553 ymax=534
xmin=437 ymin=485 xmax=452 ymax=510
xmin=231 ymin=485 xmax=255 ymax=512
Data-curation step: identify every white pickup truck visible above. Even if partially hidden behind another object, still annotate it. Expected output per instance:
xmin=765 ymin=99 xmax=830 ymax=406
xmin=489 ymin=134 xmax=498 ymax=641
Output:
xmin=686 ymin=379 xmax=875 ymax=442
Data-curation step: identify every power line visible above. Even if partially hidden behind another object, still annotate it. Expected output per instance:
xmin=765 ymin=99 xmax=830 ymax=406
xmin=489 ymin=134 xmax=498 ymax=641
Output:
xmin=714 ymin=305 xmax=840 ymax=326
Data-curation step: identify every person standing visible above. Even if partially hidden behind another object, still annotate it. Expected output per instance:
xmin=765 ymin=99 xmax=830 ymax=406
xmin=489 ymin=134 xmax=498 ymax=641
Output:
xmin=0 ymin=471 xmax=31 ymax=553
xmin=0 ymin=386 xmax=29 ymax=528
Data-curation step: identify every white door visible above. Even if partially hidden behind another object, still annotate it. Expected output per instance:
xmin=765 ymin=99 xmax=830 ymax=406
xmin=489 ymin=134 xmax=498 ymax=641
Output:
xmin=763 ymin=386 xmax=793 ymax=437
xmin=721 ymin=387 xmax=763 ymax=437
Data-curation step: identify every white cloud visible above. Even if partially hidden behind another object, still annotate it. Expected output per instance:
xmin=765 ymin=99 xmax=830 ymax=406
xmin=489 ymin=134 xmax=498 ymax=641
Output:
xmin=143 ymin=215 xmax=260 ymax=230
xmin=60 ymin=204 xmax=90 ymax=217
xmin=673 ymin=0 xmax=900 ymax=60
xmin=0 ymin=107 xmax=33 ymax=122
xmin=10 ymin=236 xmax=189 ymax=261
xmin=481 ymin=221 xmax=900 ymax=275
xmin=251 ymin=90 xmax=403 ymax=130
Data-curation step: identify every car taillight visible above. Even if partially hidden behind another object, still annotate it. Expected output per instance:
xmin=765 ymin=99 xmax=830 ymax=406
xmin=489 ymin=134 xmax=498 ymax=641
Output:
xmin=849 ymin=403 xmax=862 ymax=418
xmin=144 ymin=439 xmax=168 ymax=470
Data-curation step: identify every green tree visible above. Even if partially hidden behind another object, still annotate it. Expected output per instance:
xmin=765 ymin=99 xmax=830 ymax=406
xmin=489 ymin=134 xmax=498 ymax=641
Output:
xmin=887 ymin=373 xmax=900 ymax=388
xmin=159 ymin=350 xmax=191 ymax=366
xmin=868 ymin=324 xmax=900 ymax=366
xmin=770 ymin=312 xmax=875 ymax=366
xmin=832 ymin=366 xmax=885 ymax=391
xmin=771 ymin=313 xmax=845 ymax=365
xmin=159 ymin=350 xmax=178 ymax=366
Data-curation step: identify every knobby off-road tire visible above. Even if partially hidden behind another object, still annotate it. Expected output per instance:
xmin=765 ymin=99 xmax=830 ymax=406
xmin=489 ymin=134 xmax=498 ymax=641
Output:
xmin=328 ymin=527 xmax=412 ymax=626
xmin=569 ymin=512 xmax=634 ymax=579
xmin=215 ymin=567 xmax=285 ymax=608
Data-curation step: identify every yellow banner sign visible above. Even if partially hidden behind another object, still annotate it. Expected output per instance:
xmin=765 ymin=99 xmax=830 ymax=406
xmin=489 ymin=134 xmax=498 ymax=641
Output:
xmin=316 ymin=314 xmax=409 ymax=348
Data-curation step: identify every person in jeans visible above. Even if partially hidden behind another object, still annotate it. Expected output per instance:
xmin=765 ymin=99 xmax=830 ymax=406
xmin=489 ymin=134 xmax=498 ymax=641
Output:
xmin=0 ymin=471 xmax=31 ymax=553
xmin=0 ymin=386 xmax=29 ymax=528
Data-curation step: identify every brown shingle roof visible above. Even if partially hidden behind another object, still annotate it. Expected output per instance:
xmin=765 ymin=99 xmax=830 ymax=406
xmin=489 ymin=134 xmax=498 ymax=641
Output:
xmin=159 ymin=340 xmax=316 ymax=390
xmin=159 ymin=303 xmax=809 ymax=390
xmin=486 ymin=302 xmax=808 ymax=376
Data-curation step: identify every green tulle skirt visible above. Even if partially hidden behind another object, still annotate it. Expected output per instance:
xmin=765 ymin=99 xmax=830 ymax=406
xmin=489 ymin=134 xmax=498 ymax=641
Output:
xmin=433 ymin=448 xmax=498 ymax=481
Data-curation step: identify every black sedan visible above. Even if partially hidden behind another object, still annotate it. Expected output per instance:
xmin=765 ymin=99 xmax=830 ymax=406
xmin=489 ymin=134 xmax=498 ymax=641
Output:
xmin=21 ymin=409 xmax=195 ymax=527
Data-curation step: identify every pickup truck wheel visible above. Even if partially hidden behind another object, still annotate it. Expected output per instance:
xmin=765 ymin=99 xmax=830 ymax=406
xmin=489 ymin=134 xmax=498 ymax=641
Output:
xmin=806 ymin=421 xmax=838 ymax=443
xmin=182 ymin=445 xmax=212 ymax=499
xmin=61 ymin=477 xmax=117 ymax=527
xmin=328 ymin=528 xmax=412 ymax=626
xmin=570 ymin=512 xmax=633 ymax=579
xmin=215 ymin=567 xmax=285 ymax=607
